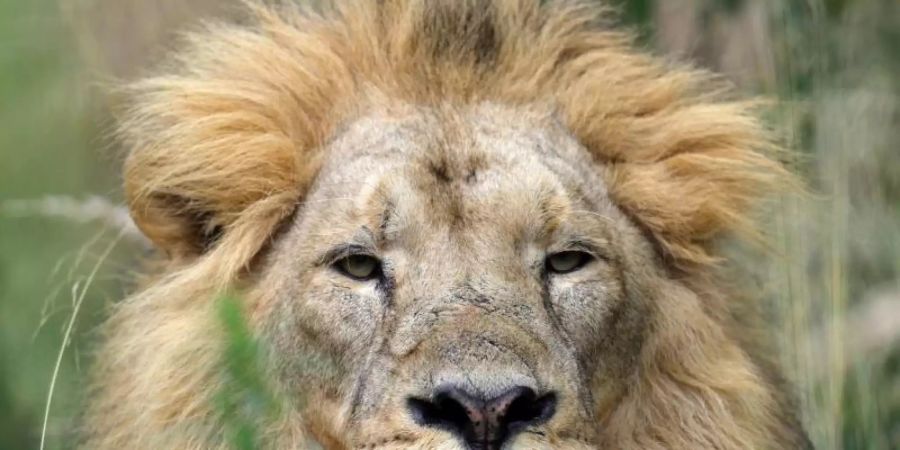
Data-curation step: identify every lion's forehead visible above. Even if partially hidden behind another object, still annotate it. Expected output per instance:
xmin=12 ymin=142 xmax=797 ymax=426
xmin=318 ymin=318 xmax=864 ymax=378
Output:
xmin=325 ymin=103 xmax=592 ymax=167
xmin=309 ymin=103 xmax=609 ymax=242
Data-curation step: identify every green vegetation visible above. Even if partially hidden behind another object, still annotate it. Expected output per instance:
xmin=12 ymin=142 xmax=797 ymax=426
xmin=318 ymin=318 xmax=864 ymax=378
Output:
xmin=0 ymin=0 xmax=120 ymax=448
xmin=0 ymin=0 xmax=896 ymax=449
xmin=217 ymin=295 xmax=281 ymax=450
xmin=614 ymin=0 xmax=899 ymax=447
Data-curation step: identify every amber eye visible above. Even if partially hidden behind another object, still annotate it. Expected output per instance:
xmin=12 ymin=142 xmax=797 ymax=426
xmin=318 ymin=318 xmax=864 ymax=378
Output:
xmin=546 ymin=251 xmax=593 ymax=274
xmin=335 ymin=254 xmax=382 ymax=281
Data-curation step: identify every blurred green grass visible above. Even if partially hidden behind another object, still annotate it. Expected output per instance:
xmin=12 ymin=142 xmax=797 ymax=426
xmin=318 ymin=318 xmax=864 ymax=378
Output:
xmin=0 ymin=0 xmax=896 ymax=449
xmin=0 ymin=0 xmax=121 ymax=448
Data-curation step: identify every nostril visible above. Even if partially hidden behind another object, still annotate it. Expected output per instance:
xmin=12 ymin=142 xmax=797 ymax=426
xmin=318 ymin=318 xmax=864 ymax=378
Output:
xmin=407 ymin=386 xmax=557 ymax=449
xmin=499 ymin=388 xmax=557 ymax=433
xmin=407 ymin=389 xmax=479 ymax=433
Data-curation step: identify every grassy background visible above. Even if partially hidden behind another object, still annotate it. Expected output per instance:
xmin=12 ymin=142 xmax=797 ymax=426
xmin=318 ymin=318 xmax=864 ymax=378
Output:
xmin=0 ymin=0 xmax=896 ymax=448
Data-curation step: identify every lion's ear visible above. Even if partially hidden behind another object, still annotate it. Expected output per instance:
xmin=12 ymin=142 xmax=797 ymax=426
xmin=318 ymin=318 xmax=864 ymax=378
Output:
xmin=119 ymin=81 xmax=310 ymax=261
xmin=117 ymin=12 xmax=338 ymax=262
xmin=125 ymin=192 xmax=222 ymax=258
xmin=585 ymin=102 xmax=792 ymax=269
xmin=122 ymin=134 xmax=312 ymax=261
xmin=605 ymin=154 xmax=783 ymax=268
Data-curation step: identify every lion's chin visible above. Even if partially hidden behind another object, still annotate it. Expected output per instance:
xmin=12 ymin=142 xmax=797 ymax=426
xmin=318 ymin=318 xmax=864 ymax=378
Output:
xmin=349 ymin=432 xmax=597 ymax=450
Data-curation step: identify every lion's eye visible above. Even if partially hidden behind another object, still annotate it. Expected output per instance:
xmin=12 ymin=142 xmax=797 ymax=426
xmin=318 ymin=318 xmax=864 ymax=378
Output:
xmin=335 ymin=254 xmax=382 ymax=281
xmin=546 ymin=251 xmax=593 ymax=274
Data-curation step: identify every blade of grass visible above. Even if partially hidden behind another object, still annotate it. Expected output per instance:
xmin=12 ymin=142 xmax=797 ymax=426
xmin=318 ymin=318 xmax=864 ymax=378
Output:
xmin=40 ymin=231 xmax=124 ymax=450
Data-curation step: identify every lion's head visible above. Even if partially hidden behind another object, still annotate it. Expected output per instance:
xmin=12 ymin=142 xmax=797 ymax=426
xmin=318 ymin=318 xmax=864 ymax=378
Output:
xmin=85 ymin=1 xmax=811 ymax=449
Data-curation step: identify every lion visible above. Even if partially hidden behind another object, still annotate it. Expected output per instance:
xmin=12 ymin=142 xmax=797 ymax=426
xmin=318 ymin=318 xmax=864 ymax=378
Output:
xmin=83 ymin=0 xmax=813 ymax=449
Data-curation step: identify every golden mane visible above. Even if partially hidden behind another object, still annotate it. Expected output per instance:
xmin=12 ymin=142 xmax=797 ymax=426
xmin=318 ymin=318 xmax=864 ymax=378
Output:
xmin=121 ymin=0 xmax=789 ymax=284
xmin=88 ymin=2 xmax=812 ymax=448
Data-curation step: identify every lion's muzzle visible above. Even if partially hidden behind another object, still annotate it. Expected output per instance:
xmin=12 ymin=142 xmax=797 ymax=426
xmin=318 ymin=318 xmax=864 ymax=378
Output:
xmin=407 ymin=384 xmax=557 ymax=449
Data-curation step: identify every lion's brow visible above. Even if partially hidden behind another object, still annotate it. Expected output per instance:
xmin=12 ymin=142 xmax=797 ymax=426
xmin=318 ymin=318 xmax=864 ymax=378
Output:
xmin=375 ymin=200 xmax=400 ymax=245
xmin=316 ymin=241 xmax=377 ymax=267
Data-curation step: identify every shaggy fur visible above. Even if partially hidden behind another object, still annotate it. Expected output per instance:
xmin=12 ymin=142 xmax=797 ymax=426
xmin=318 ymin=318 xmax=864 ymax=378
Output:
xmin=84 ymin=1 xmax=811 ymax=449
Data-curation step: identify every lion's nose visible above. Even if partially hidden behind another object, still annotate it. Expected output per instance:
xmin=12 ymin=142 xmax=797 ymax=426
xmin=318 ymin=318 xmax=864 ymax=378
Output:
xmin=407 ymin=385 xmax=557 ymax=449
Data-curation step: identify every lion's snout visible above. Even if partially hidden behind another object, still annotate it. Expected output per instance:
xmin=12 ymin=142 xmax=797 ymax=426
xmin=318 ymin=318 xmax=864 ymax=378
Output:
xmin=407 ymin=385 xmax=557 ymax=450
xmin=372 ymin=299 xmax=586 ymax=447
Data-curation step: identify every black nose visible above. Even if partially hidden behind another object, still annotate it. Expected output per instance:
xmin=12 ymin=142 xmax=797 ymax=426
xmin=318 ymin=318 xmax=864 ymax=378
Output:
xmin=407 ymin=385 xmax=557 ymax=450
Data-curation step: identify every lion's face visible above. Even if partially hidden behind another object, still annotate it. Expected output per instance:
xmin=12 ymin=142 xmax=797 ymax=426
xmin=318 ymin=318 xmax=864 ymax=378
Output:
xmin=85 ymin=2 xmax=812 ymax=448
xmin=252 ymin=104 xmax=654 ymax=449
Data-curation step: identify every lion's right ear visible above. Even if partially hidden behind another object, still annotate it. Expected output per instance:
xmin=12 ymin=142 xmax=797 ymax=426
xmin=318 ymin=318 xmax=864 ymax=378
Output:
xmin=125 ymin=192 xmax=221 ymax=258
xmin=122 ymin=120 xmax=317 ymax=262
xmin=121 ymin=93 xmax=325 ymax=261
xmin=117 ymin=9 xmax=344 ymax=262
xmin=119 ymin=69 xmax=311 ymax=261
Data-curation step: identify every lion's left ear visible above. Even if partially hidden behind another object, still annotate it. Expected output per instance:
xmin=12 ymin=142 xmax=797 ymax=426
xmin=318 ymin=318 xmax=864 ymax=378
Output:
xmin=604 ymin=150 xmax=786 ymax=268
xmin=579 ymin=101 xmax=791 ymax=269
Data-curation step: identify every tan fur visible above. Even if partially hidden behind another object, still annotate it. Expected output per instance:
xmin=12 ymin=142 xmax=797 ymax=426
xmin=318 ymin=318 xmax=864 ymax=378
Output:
xmin=85 ymin=1 xmax=809 ymax=449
